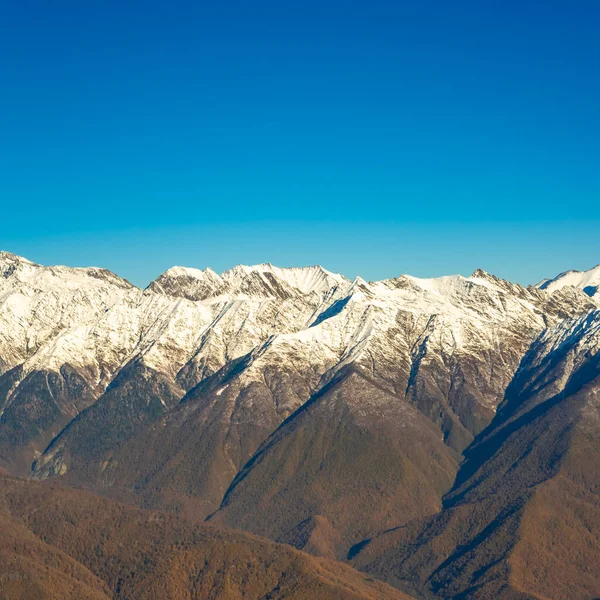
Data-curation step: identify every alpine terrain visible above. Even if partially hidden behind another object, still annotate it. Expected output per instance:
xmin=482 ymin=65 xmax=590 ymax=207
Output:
xmin=1 ymin=250 xmax=599 ymax=599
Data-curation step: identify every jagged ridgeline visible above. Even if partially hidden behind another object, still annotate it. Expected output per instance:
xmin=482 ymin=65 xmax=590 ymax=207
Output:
xmin=1 ymin=250 xmax=600 ymax=599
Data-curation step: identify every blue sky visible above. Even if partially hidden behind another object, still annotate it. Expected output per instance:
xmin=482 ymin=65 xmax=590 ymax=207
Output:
xmin=1 ymin=0 xmax=598 ymax=286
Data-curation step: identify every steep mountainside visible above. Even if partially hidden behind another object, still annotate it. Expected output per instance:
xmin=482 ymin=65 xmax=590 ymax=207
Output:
xmin=1 ymin=251 xmax=597 ymax=560
xmin=1 ymin=254 xmax=344 ymax=473
xmin=353 ymin=310 xmax=600 ymax=599
xmin=0 ymin=475 xmax=410 ymax=600
xmin=211 ymin=368 xmax=459 ymax=559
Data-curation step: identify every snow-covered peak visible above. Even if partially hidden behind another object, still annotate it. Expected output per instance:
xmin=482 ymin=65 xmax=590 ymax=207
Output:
xmin=373 ymin=271 xmax=513 ymax=304
xmin=148 ymin=262 xmax=350 ymax=301
xmin=146 ymin=266 xmax=224 ymax=301
xmin=537 ymin=264 xmax=600 ymax=299
xmin=0 ymin=251 xmax=36 ymax=266
xmin=2 ymin=252 xmax=596 ymax=394
xmin=0 ymin=252 xmax=133 ymax=291
xmin=1 ymin=251 xmax=39 ymax=279
xmin=220 ymin=263 xmax=349 ymax=295
xmin=163 ymin=265 xmax=221 ymax=280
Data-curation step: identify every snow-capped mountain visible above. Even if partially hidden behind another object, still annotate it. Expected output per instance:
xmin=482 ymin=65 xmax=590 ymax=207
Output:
xmin=147 ymin=262 xmax=349 ymax=301
xmin=537 ymin=263 xmax=600 ymax=300
xmin=1 ymin=251 xmax=598 ymax=558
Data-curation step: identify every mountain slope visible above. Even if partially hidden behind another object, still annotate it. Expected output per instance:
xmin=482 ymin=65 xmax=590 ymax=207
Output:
xmin=0 ymin=254 xmax=590 ymax=537
xmin=1 ymin=255 xmax=343 ymax=474
xmin=0 ymin=474 xmax=412 ymax=600
xmin=211 ymin=368 xmax=459 ymax=560
xmin=0 ymin=505 xmax=111 ymax=599
xmin=352 ymin=310 xmax=600 ymax=599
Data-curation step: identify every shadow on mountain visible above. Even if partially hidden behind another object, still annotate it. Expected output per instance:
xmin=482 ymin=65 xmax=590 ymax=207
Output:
xmin=311 ymin=296 xmax=351 ymax=327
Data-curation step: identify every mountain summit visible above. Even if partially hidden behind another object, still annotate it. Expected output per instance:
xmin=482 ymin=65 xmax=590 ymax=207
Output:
xmin=537 ymin=263 xmax=600 ymax=299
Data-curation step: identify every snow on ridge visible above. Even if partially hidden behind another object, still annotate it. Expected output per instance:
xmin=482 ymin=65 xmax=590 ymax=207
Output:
xmin=537 ymin=264 xmax=600 ymax=297
xmin=0 ymin=251 xmax=37 ymax=265
xmin=2 ymin=250 xmax=598 ymax=426
xmin=372 ymin=271 xmax=504 ymax=300
xmin=162 ymin=265 xmax=222 ymax=281
xmin=220 ymin=262 xmax=349 ymax=294
xmin=151 ymin=262 xmax=350 ymax=297
xmin=537 ymin=308 xmax=600 ymax=352
xmin=0 ymin=251 xmax=134 ymax=290
xmin=517 ymin=309 xmax=600 ymax=395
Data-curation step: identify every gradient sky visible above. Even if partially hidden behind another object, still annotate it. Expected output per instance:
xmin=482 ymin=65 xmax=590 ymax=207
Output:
xmin=1 ymin=0 xmax=599 ymax=287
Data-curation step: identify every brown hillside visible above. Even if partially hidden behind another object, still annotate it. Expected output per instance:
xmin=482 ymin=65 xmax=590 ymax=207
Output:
xmin=0 ymin=475 xmax=412 ymax=600
xmin=212 ymin=370 xmax=459 ymax=560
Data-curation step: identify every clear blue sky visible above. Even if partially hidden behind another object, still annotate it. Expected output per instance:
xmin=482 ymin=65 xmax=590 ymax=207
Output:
xmin=1 ymin=0 xmax=598 ymax=286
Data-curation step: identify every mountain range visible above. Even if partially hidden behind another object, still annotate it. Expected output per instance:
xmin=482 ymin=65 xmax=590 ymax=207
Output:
xmin=1 ymin=250 xmax=600 ymax=599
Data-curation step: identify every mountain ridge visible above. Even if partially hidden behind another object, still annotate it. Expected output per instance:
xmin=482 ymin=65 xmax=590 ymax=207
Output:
xmin=2 ymin=250 xmax=600 ymax=599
